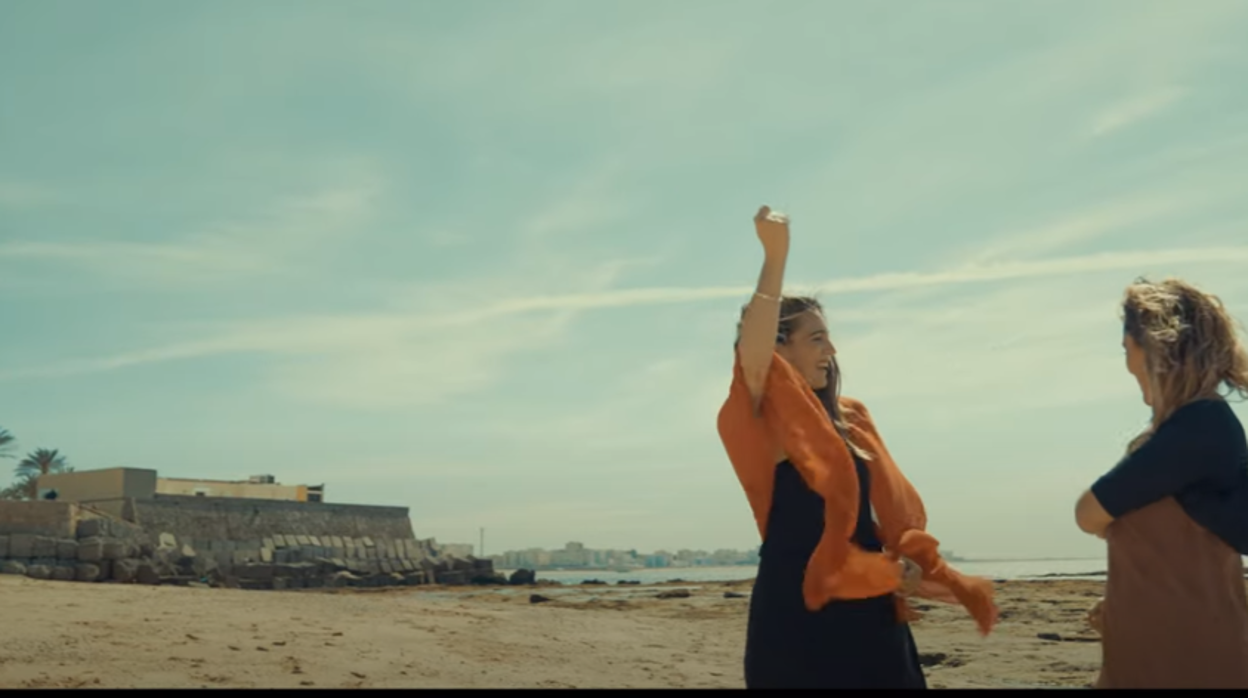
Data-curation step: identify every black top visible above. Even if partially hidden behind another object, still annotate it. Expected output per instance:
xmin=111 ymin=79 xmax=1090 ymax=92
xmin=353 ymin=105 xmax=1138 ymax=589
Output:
xmin=1092 ymin=399 xmax=1248 ymax=554
xmin=760 ymin=454 xmax=883 ymax=560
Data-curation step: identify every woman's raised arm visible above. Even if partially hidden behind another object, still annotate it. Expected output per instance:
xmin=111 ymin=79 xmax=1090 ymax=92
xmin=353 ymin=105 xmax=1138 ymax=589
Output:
xmin=737 ymin=205 xmax=791 ymax=410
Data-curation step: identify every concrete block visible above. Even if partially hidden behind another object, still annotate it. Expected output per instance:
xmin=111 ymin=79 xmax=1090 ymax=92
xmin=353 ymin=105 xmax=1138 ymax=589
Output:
xmin=76 ymin=518 xmax=109 ymax=539
xmin=137 ymin=561 xmax=160 ymax=585
xmin=330 ymin=536 xmax=344 ymax=549
xmin=360 ymin=537 xmax=375 ymax=548
xmin=295 ymin=535 xmax=311 ymax=546
xmin=75 ymin=563 xmax=102 ymax=582
xmin=52 ymin=563 xmax=76 ymax=582
xmin=365 ymin=547 xmax=378 ymax=560
xmin=380 ymin=560 xmax=393 ymax=574
xmin=309 ymin=536 xmax=322 ymax=547
xmin=402 ymin=559 xmax=415 ymax=572
xmin=101 ymin=539 xmax=126 ymax=561
xmin=1 ymin=560 xmax=27 ymax=575
xmin=113 ymin=559 xmax=140 ymax=583
xmin=274 ymin=549 xmax=290 ymax=563
xmin=158 ymin=532 xmax=177 ymax=549
xmin=260 ymin=548 xmax=273 ymax=563
xmin=76 ymin=536 xmax=105 ymax=562
xmin=32 ymin=535 xmax=56 ymax=558
xmin=56 ymin=538 xmax=78 ymax=559
xmin=283 ymin=534 xmax=299 ymax=548
xmin=0 ymin=534 xmax=8 ymax=558
xmin=262 ymin=537 xmax=275 ymax=550
xmin=232 ymin=551 xmax=251 ymax=565
xmin=342 ymin=537 xmax=356 ymax=549
xmin=26 ymin=562 xmax=53 ymax=580
xmin=237 ymin=563 xmax=275 ymax=582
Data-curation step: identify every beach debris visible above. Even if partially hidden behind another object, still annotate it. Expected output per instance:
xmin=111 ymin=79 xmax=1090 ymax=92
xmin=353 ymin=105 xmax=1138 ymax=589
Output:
xmin=656 ymin=589 xmax=691 ymax=599
xmin=918 ymin=652 xmax=967 ymax=668
xmin=580 ymin=579 xmax=607 ymax=585
xmin=1037 ymin=632 xmax=1099 ymax=643
xmin=616 ymin=580 xmax=640 ymax=585
xmin=723 ymin=591 xmax=746 ymax=599
xmin=350 ymin=672 xmax=366 ymax=679
xmin=529 ymin=594 xmax=553 ymax=604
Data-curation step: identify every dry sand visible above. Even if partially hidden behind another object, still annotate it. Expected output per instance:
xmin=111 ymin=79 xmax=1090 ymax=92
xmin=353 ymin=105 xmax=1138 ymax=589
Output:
xmin=0 ymin=575 xmax=1111 ymax=688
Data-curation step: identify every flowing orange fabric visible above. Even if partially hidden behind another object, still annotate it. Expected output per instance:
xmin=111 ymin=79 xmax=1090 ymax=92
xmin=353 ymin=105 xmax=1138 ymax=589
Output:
xmin=717 ymin=351 xmax=997 ymax=636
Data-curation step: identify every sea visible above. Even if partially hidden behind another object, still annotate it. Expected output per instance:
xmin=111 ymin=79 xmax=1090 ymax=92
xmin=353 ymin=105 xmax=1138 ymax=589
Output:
xmin=497 ymin=557 xmax=1108 ymax=586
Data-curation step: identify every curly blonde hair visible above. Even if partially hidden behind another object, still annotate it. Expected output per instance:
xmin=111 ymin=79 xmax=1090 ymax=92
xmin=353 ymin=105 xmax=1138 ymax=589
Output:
xmin=1123 ymin=277 xmax=1248 ymax=449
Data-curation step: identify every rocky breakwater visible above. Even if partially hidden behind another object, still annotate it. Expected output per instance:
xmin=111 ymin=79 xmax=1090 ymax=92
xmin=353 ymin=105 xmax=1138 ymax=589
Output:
xmin=0 ymin=518 xmax=504 ymax=591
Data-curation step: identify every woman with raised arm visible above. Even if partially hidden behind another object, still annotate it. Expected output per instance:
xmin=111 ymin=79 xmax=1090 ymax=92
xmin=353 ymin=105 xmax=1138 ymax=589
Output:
xmin=1075 ymin=277 xmax=1248 ymax=689
xmin=717 ymin=206 xmax=998 ymax=689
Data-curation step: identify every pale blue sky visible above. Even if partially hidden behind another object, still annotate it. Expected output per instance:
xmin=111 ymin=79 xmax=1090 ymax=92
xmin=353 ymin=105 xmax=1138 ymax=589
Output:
xmin=2 ymin=0 xmax=1247 ymax=558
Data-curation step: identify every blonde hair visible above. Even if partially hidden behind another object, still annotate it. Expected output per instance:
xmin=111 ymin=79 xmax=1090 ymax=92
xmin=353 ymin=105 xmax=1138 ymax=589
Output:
xmin=1123 ymin=277 xmax=1248 ymax=451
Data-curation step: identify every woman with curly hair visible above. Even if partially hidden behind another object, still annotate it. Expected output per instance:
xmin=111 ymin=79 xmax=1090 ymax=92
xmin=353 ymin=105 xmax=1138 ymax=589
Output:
xmin=1076 ymin=277 xmax=1248 ymax=688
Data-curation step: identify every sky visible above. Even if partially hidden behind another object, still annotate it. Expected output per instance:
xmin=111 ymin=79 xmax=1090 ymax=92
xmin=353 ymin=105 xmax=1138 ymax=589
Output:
xmin=2 ymin=0 xmax=1248 ymax=560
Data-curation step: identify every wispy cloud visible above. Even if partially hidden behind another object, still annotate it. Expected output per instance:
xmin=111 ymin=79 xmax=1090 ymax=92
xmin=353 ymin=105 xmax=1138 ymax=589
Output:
xmin=0 ymin=172 xmax=384 ymax=286
xmin=1089 ymin=87 xmax=1185 ymax=137
xmin=958 ymin=193 xmax=1210 ymax=265
xmin=6 ymin=244 xmax=1246 ymax=395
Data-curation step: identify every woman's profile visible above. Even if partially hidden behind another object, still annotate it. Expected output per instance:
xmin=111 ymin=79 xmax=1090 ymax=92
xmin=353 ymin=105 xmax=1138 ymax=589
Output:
xmin=1076 ymin=277 xmax=1248 ymax=688
xmin=718 ymin=205 xmax=996 ymax=689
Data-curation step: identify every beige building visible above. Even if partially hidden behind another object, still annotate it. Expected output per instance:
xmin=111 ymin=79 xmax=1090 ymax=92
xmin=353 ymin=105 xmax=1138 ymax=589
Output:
xmin=38 ymin=468 xmax=324 ymax=503
xmin=156 ymin=475 xmax=323 ymax=502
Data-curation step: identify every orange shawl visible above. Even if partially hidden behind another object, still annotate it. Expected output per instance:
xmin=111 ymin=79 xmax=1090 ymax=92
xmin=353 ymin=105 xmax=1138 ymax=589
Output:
xmin=717 ymin=351 xmax=997 ymax=635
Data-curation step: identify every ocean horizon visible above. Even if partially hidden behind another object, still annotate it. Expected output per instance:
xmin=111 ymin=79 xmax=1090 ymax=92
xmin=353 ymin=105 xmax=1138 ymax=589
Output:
xmin=498 ymin=557 xmax=1111 ymax=585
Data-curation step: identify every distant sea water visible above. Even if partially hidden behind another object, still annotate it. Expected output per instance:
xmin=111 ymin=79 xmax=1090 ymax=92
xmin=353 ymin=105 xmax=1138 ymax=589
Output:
xmin=498 ymin=558 xmax=1108 ymax=586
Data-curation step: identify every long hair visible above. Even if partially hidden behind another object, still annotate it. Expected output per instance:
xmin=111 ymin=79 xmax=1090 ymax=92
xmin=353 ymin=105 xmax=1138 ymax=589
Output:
xmin=1122 ymin=277 xmax=1248 ymax=452
xmin=737 ymin=295 xmax=870 ymax=460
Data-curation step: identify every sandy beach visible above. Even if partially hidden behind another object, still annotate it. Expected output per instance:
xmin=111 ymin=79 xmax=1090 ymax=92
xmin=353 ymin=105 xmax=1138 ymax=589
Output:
xmin=0 ymin=575 xmax=1116 ymax=689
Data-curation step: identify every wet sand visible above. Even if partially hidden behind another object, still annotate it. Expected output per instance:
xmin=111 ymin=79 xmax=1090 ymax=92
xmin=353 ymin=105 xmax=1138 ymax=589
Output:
xmin=0 ymin=575 xmax=1110 ymax=688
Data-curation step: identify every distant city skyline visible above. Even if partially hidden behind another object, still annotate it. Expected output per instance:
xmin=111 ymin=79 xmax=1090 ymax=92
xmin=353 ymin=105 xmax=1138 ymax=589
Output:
xmin=3 ymin=1 xmax=1248 ymax=560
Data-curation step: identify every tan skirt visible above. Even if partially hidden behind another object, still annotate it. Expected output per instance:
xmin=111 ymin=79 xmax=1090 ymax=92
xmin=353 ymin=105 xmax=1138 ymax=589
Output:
xmin=1098 ymin=497 xmax=1248 ymax=688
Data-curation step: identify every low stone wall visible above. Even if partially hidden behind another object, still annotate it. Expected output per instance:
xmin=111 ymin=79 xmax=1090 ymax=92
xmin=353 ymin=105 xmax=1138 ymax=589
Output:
xmin=134 ymin=494 xmax=416 ymax=541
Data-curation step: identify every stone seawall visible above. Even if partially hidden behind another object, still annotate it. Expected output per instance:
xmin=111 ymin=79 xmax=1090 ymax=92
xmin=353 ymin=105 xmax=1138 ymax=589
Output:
xmin=133 ymin=495 xmax=416 ymax=541
xmin=0 ymin=501 xmax=506 ymax=591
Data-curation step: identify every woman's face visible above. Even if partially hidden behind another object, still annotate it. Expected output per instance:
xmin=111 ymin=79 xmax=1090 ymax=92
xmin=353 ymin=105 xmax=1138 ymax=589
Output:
xmin=1124 ymin=333 xmax=1152 ymax=406
xmin=777 ymin=311 xmax=837 ymax=390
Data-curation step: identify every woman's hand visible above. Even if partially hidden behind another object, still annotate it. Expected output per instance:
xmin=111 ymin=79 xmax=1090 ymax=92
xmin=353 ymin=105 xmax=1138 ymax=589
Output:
xmin=898 ymin=556 xmax=922 ymax=596
xmin=1087 ymin=597 xmax=1105 ymax=634
xmin=753 ymin=205 xmax=790 ymax=259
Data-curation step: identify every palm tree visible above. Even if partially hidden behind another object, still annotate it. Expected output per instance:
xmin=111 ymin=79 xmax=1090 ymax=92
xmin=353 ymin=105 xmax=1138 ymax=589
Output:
xmin=0 ymin=427 xmax=14 ymax=460
xmin=4 ymin=448 xmax=73 ymax=500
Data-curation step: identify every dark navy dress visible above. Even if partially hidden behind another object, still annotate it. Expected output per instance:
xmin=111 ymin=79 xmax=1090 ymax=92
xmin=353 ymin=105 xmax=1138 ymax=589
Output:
xmin=744 ymin=455 xmax=927 ymax=689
